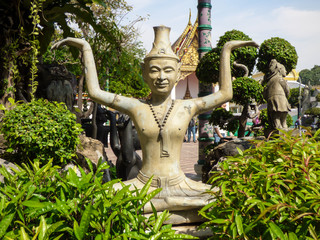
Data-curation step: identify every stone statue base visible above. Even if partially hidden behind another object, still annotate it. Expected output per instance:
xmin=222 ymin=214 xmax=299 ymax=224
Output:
xmin=144 ymin=209 xmax=205 ymax=225
xmin=114 ymin=172 xmax=216 ymax=223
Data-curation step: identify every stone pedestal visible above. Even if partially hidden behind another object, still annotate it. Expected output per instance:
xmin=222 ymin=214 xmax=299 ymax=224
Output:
xmin=172 ymin=225 xmax=213 ymax=239
xmin=144 ymin=208 xmax=205 ymax=225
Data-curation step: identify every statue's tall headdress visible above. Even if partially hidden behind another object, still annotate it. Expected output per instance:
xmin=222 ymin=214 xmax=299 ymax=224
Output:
xmin=144 ymin=26 xmax=179 ymax=61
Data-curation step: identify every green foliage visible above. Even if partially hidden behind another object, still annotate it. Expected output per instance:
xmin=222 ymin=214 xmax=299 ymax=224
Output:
xmin=257 ymin=37 xmax=298 ymax=74
xmin=232 ymin=77 xmax=265 ymax=106
xmin=200 ymin=129 xmax=320 ymax=239
xmin=42 ymin=30 xmax=83 ymax=77
xmin=196 ymin=30 xmax=257 ymax=84
xmin=217 ymin=30 xmax=258 ymax=78
xmin=209 ymin=107 xmax=239 ymax=134
xmin=196 ymin=47 xmax=221 ymax=84
xmin=288 ymin=88 xmax=300 ymax=108
xmin=0 ymin=160 xmax=197 ymax=239
xmin=0 ymin=99 xmax=83 ymax=165
xmin=72 ymin=2 xmax=150 ymax=98
xmin=306 ymin=107 xmax=320 ymax=118
xmin=286 ymin=114 xmax=293 ymax=128
xmin=316 ymin=93 xmax=320 ymax=102
xmin=299 ymin=65 xmax=320 ymax=86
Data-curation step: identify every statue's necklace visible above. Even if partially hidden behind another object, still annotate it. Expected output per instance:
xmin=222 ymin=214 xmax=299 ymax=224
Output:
xmin=148 ymin=99 xmax=175 ymax=157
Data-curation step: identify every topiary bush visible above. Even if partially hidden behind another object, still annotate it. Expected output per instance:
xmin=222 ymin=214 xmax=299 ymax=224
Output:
xmin=196 ymin=30 xmax=258 ymax=84
xmin=0 ymin=98 xmax=83 ymax=165
xmin=232 ymin=77 xmax=265 ymax=106
xmin=200 ymin=129 xmax=320 ymax=239
xmin=196 ymin=47 xmax=221 ymax=84
xmin=217 ymin=30 xmax=258 ymax=78
xmin=0 ymin=159 xmax=196 ymax=239
xmin=257 ymin=37 xmax=298 ymax=74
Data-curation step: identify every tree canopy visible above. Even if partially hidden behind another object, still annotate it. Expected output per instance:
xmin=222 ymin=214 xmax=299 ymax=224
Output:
xmin=196 ymin=29 xmax=258 ymax=84
xmin=257 ymin=37 xmax=298 ymax=74
xmin=299 ymin=65 xmax=320 ymax=86
xmin=0 ymin=0 xmax=149 ymax=107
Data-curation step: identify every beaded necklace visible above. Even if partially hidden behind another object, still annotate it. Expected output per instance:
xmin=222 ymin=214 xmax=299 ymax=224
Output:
xmin=148 ymin=99 xmax=175 ymax=157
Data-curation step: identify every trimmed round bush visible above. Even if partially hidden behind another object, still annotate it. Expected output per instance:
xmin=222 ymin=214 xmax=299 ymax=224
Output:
xmin=196 ymin=29 xmax=258 ymax=84
xmin=257 ymin=37 xmax=298 ymax=74
xmin=0 ymin=99 xmax=83 ymax=165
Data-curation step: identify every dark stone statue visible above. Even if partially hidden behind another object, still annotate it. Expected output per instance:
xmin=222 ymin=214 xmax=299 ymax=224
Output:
xmin=36 ymin=63 xmax=77 ymax=111
xmin=107 ymin=111 xmax=142 ymax=181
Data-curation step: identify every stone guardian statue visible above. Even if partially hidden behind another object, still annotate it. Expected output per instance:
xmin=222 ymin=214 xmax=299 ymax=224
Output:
xmin=52 ymin=26 xmax=258 ymax=221
xmin=261 ymin=59 xmax=291 ymax=131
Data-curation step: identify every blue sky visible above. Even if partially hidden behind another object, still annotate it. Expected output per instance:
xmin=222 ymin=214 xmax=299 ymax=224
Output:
xmin=125 ymin=0 xmax=320 ymax=71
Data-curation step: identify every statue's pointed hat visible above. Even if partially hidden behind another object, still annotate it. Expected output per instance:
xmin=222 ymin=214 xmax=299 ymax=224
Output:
xmin=144 ymin=25 xmax=179 ymax=61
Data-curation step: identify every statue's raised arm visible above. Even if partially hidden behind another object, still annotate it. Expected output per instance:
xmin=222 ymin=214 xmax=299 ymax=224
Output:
xmin=52 ymin=38 xmax=139 ymax=116
xmin=52 ymin=27 xmax=259 ymax=221
xmin=195 ymin=40 xmax=259 ymax=115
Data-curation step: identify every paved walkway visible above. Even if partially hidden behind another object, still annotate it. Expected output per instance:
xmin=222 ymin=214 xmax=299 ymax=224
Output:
xmin=105 ymin=141 xmax=200 ymax=180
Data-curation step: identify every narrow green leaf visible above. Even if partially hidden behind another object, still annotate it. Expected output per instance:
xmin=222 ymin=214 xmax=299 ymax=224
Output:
xmin=153 ymin=210 xmax=169 ymax=233
xmin=0 ymin=213 xmax=15 ymax=238
xmin=44 ymin=221 xmax=65 ymax=240
xmin=78 ymin=204 xmax=92 ymax=239
xmin=22 ymin=200 xmax=49 ymax=208
xmin=139 ymin=175 xmax=154 ymax=198
xmin=308 ymin=224 xmax=318 ymax=240
xmin=235 ymin=211 xmax=244 ymax=235
xmin=288 ymin=232 xmax=299 ymax=240
xmin=73 ymin=220 xmax=81 ymax=240
xmin=149 ymin=232 xmax=162 ymax=240
xmin=20 ymin=227 xmax=30 ymax=240
xmin=211 ymin=218 xmax=229 ymax=224
xmin=269 ymin=222 xmax=286 ymax=240
xmin=38 ymin=216 xmax=47 ymax=240
xmin=139 ymin=188 xmax=162 ymax=210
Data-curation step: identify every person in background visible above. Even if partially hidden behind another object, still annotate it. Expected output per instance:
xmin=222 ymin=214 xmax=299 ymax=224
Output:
xmin=295 ymin=116 xmax=301 ymax=129
xmin=187 ymin=117 xmax=197 ymax=142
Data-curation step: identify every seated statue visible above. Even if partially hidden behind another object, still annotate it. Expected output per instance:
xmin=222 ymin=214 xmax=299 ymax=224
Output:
xmin=262 ymin=59 xmax=291 ymax=131
xmin=53 ymin=26 xmax=258 ymax=215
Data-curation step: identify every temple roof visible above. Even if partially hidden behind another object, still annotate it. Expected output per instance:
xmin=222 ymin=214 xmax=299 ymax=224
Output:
xmin=172 ymin=13 xmax=199 ymax=80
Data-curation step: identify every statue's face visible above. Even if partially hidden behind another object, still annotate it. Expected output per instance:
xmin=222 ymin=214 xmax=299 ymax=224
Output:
xmin=143 ymin=58 xmax=180 ymax=95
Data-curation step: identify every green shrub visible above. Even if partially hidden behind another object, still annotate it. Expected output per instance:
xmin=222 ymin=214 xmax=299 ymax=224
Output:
xmin=196 ymin=29 xmax=258 ymax=84
xmin=0 ymin=159 xmax=197 ymax=239
xmin=200 ymin=129 xmax=320 ymax=239
xmin=257 ymin=37 xmax=298 ymax=74
xmin=209 ymin=107 xmax=239 ymax=134
xmin=0 ymin=99 xmax=83 ymax=165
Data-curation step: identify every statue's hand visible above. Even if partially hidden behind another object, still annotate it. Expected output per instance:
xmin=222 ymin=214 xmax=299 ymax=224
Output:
xmin=224 ymin=40 xmax=259 ymax=51
xmin=51 ymin=37 xmax=91 ymax=51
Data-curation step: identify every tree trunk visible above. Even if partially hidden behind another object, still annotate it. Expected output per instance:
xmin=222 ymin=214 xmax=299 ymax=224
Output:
xmin=0 ymin=61 xmax=15 ymax=110
xmin=237 ymin=104 xmax=249 ymax=138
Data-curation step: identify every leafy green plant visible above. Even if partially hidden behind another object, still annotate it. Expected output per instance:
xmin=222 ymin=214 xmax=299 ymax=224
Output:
xmin=288 ymin=88 xmax=300 ymax=108
xmin=0 ymin=159 xmax=197 ymax=239
xmin=209 ymin=107 xmax=239 ymax=134
xmin=257 ymin=37 xmax=298 ymax=74
xmin=196 ymin=30 xmax=258 ymax=84
xmin=306 ymin=107 xmax=320 ymax=118
xmin=200 ymin=129 xmax=320 ymax=239
xmin=0 ymin=98 xmax=83 ymax=165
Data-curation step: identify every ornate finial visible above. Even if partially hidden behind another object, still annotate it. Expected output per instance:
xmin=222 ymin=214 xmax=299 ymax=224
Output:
xmin=188 ymin=9 xmax=192 ymax=25
xmin=144 ymin=26 xmax=179 ymax=61
xmin=183 ymin=77 xmax=192 ymax=99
